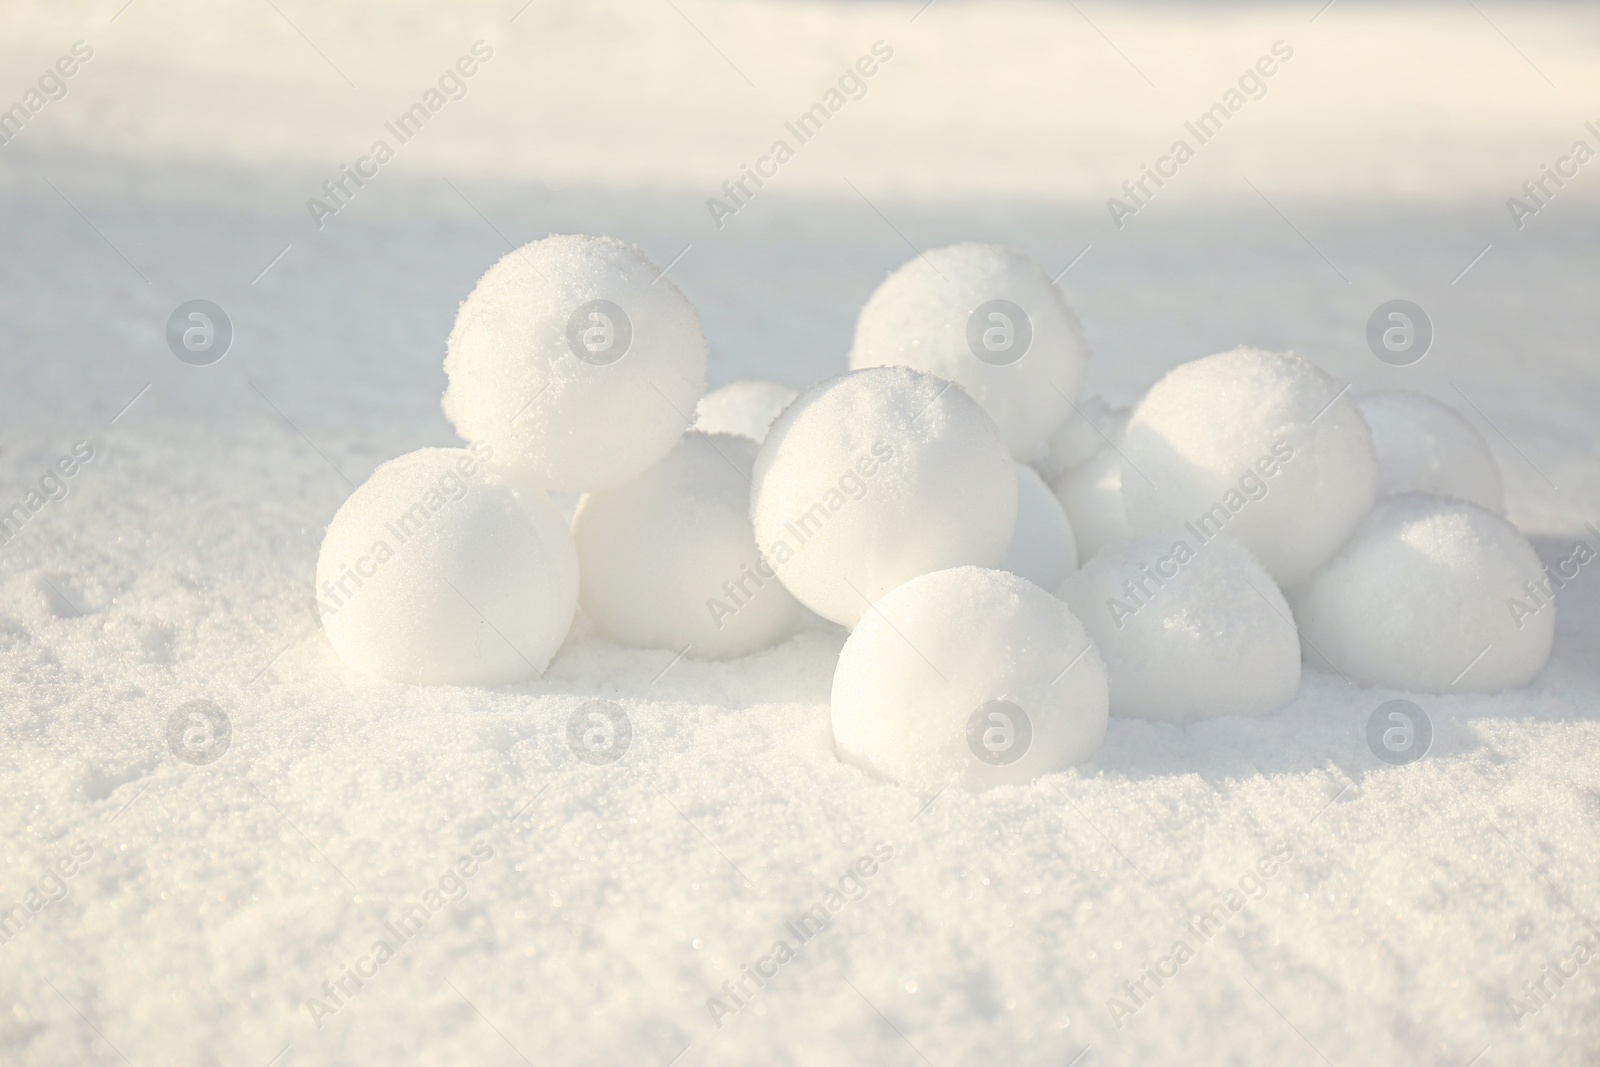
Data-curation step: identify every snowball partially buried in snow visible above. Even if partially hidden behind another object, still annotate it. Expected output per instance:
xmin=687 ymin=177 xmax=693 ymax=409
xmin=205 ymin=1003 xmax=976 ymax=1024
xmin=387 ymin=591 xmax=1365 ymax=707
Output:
xmin=317 ymin=446 xmax=579 ymax=686
xmin=1121 ymin=347 xmax=1376 ymax=587
xmin=1061 ymin=533 xmax=1300 ymax=721
xmin=1002 ymin=464 xmax=1077 ymax=591
xmin=1356 ymin=390 xmax=1504 ymax=513
xmin=442 ymin=234 xmax=707 ymax=492
xmin=573 ymin=433 xmax=804 ymax=659
xmin=848 ymin=244 xmax=1090 ymax=462
xmin=693 ymin=379 xmax=797 ymax=443
xmin=831 ymin=567 xmax=1109 ymax=791
xmin=1290 ymin=494 xmax=1553 ymax=693
xmin=751 ymin=367 xmax=1017 ymax=628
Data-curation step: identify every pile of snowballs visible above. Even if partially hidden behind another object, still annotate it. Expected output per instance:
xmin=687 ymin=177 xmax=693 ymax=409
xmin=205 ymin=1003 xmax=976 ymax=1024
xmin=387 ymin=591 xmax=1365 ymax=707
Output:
xmin=316 ymin=234 xmax=1555 ymax=791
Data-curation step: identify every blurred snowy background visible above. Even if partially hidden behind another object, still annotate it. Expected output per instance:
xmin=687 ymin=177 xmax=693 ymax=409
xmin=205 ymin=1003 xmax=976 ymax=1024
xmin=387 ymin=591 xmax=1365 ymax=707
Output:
xmin=1 ymin=1 xmax=1598 ymax=1064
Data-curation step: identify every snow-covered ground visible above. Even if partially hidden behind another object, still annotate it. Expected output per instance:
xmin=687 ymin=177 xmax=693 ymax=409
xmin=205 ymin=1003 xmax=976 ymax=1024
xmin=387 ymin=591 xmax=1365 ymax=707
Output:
xmin=2 ymin=1 xmax=1598 ymax=1064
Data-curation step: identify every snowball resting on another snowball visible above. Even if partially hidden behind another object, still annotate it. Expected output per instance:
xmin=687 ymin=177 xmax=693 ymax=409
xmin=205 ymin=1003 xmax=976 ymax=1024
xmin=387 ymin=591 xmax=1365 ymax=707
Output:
xmin=317 ymin=446 xmax=579 ymax=686
xmin=751 ymin=367 xmax=1017 ymax=628
xmin=693 ymin=379 xmax=797 ymax=443
xmin=1356 ymin=390 xmax=1504 ymax=513
xmin=1035 ymin=394 xmax=1124 ymax=483
xmin=831 ymin=567 xmax=1109 ymax=791
xmin=442 ymin=234 xmax=708 ymax=493
xmin=1290 ymin=494 xmax=1553 ymax=693
xmin=1002 ymin=464 xmax=1078 ymax=591
xmin=573 ymin=432 xmax=805 ymax=659
xmin=1121 ymin=347 xmax=1376 ymax=587
xmin=1061 ymin=532 xmax=1300 ymax=721
xmin=848 ymin=243 xmax=1090 ymax=463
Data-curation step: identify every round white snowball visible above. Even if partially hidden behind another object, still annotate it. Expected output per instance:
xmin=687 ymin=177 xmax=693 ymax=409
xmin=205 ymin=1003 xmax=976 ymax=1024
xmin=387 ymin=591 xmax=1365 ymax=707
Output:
xmin=1035 ymin=395 xmax=1125 ymax=483
xmin=848 ymin=243 xmax=1090 ymax=462
xmin=693 ymin=379 xmax=797 ymax=443
xmin=1356 ymin=390 xmax=1504 ymax=513
xmin=751 ymin=367 xmax=1017 ymax=628
xmin=317 ymin=446 xmax=579 ymax=686
xmin=573 ymin=433 xmax=804 ymax=659
xmin=831 ymin=567 xmax=1109 ymax=791
xmin=1289 ymin=494 xmax=1553 ymax=693
xmin=1061 ymin=533 xmax=1301 ymax=721
xmin=1048 ymin=405 xmax=1131 ymax=562
xmin=1002 ymin=464 xmax=1078 ymax=590
xmin=442 ymin=234 xmax=708 ymax=492
xmin=1121 ymin=347 xmax=1377 ymax=587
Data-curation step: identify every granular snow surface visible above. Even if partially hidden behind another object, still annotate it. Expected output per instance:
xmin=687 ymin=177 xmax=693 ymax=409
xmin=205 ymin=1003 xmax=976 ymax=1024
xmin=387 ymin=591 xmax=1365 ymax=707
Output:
xmin=2 ymin=2 xmax=1599 ymax=1065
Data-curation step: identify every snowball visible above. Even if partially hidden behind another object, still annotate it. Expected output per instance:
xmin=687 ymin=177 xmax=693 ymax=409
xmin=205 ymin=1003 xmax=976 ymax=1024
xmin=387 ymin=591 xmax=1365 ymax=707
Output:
xmin=1356 ymin=390 xmax=1504 ymax=513
xmin=848 ymin=243 xmax=1090 ymax=462
xmin=1289 ymin=494 xmax=1553 ymax=693
xmin=442 ymin=234 xmax=708 ymax=492
xmin=1053 ymin=446 xmax=1128 ymax=563
xmin=1034 ymin=395 xmax=1125 ymax=483
xmin=751 ymin=367 xmax=1017 ymax=628
xmin=1002 ymin=464 xmax=1078 ymax=591
xmin=693 ymin=379 xmax=797 ymax=443
xmin=1061 ymin=533 xmax=1301 ymax=721
xmin=831 ymin=567 xmax=1109 ymax=791
xmin=1047 ymin=405 xmax=1131 ymax=562
xmin=1120 ymin=347 xmax=1376 ymax=587
xmin=316 ymin=446 xmax=579 ymax=686
xmin=573 ymin=433 xmax=805 ymax=659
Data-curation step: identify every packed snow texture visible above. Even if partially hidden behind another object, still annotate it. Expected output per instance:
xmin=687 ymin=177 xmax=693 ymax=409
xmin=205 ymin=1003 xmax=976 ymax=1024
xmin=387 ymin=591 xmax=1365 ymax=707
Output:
xmin=572 ymin=432 xmax=804 ymax=660
xmin=315 ymin=446 xmax=579 ymax=685
xmin=6 ymin=2 xmax=1600 ymax=1065
xmin=848 ymin=244 xmax=1090 ymax=462
xmin=1061 ymin=533 xmax=1301 ymax=722
xmin=750 ymin=367 xmax=1017 ymax=627
xmin=1357 ymin=389 xmax=1506 ymax=513
xmin=442 ymin=234 xmax=708 ymax=492
xmin=1291 ymin=494 xmax=1555 ymax=693
xmin=1001 ymin=463 xmax=1078 ymax=591
xmin=1121 ymin=347 xmax=1378 ymax=587
xmin=830 ymin=567 xmax=1109 ymax=792
xmin=692 ymin=379 xmax=797 ymax=443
